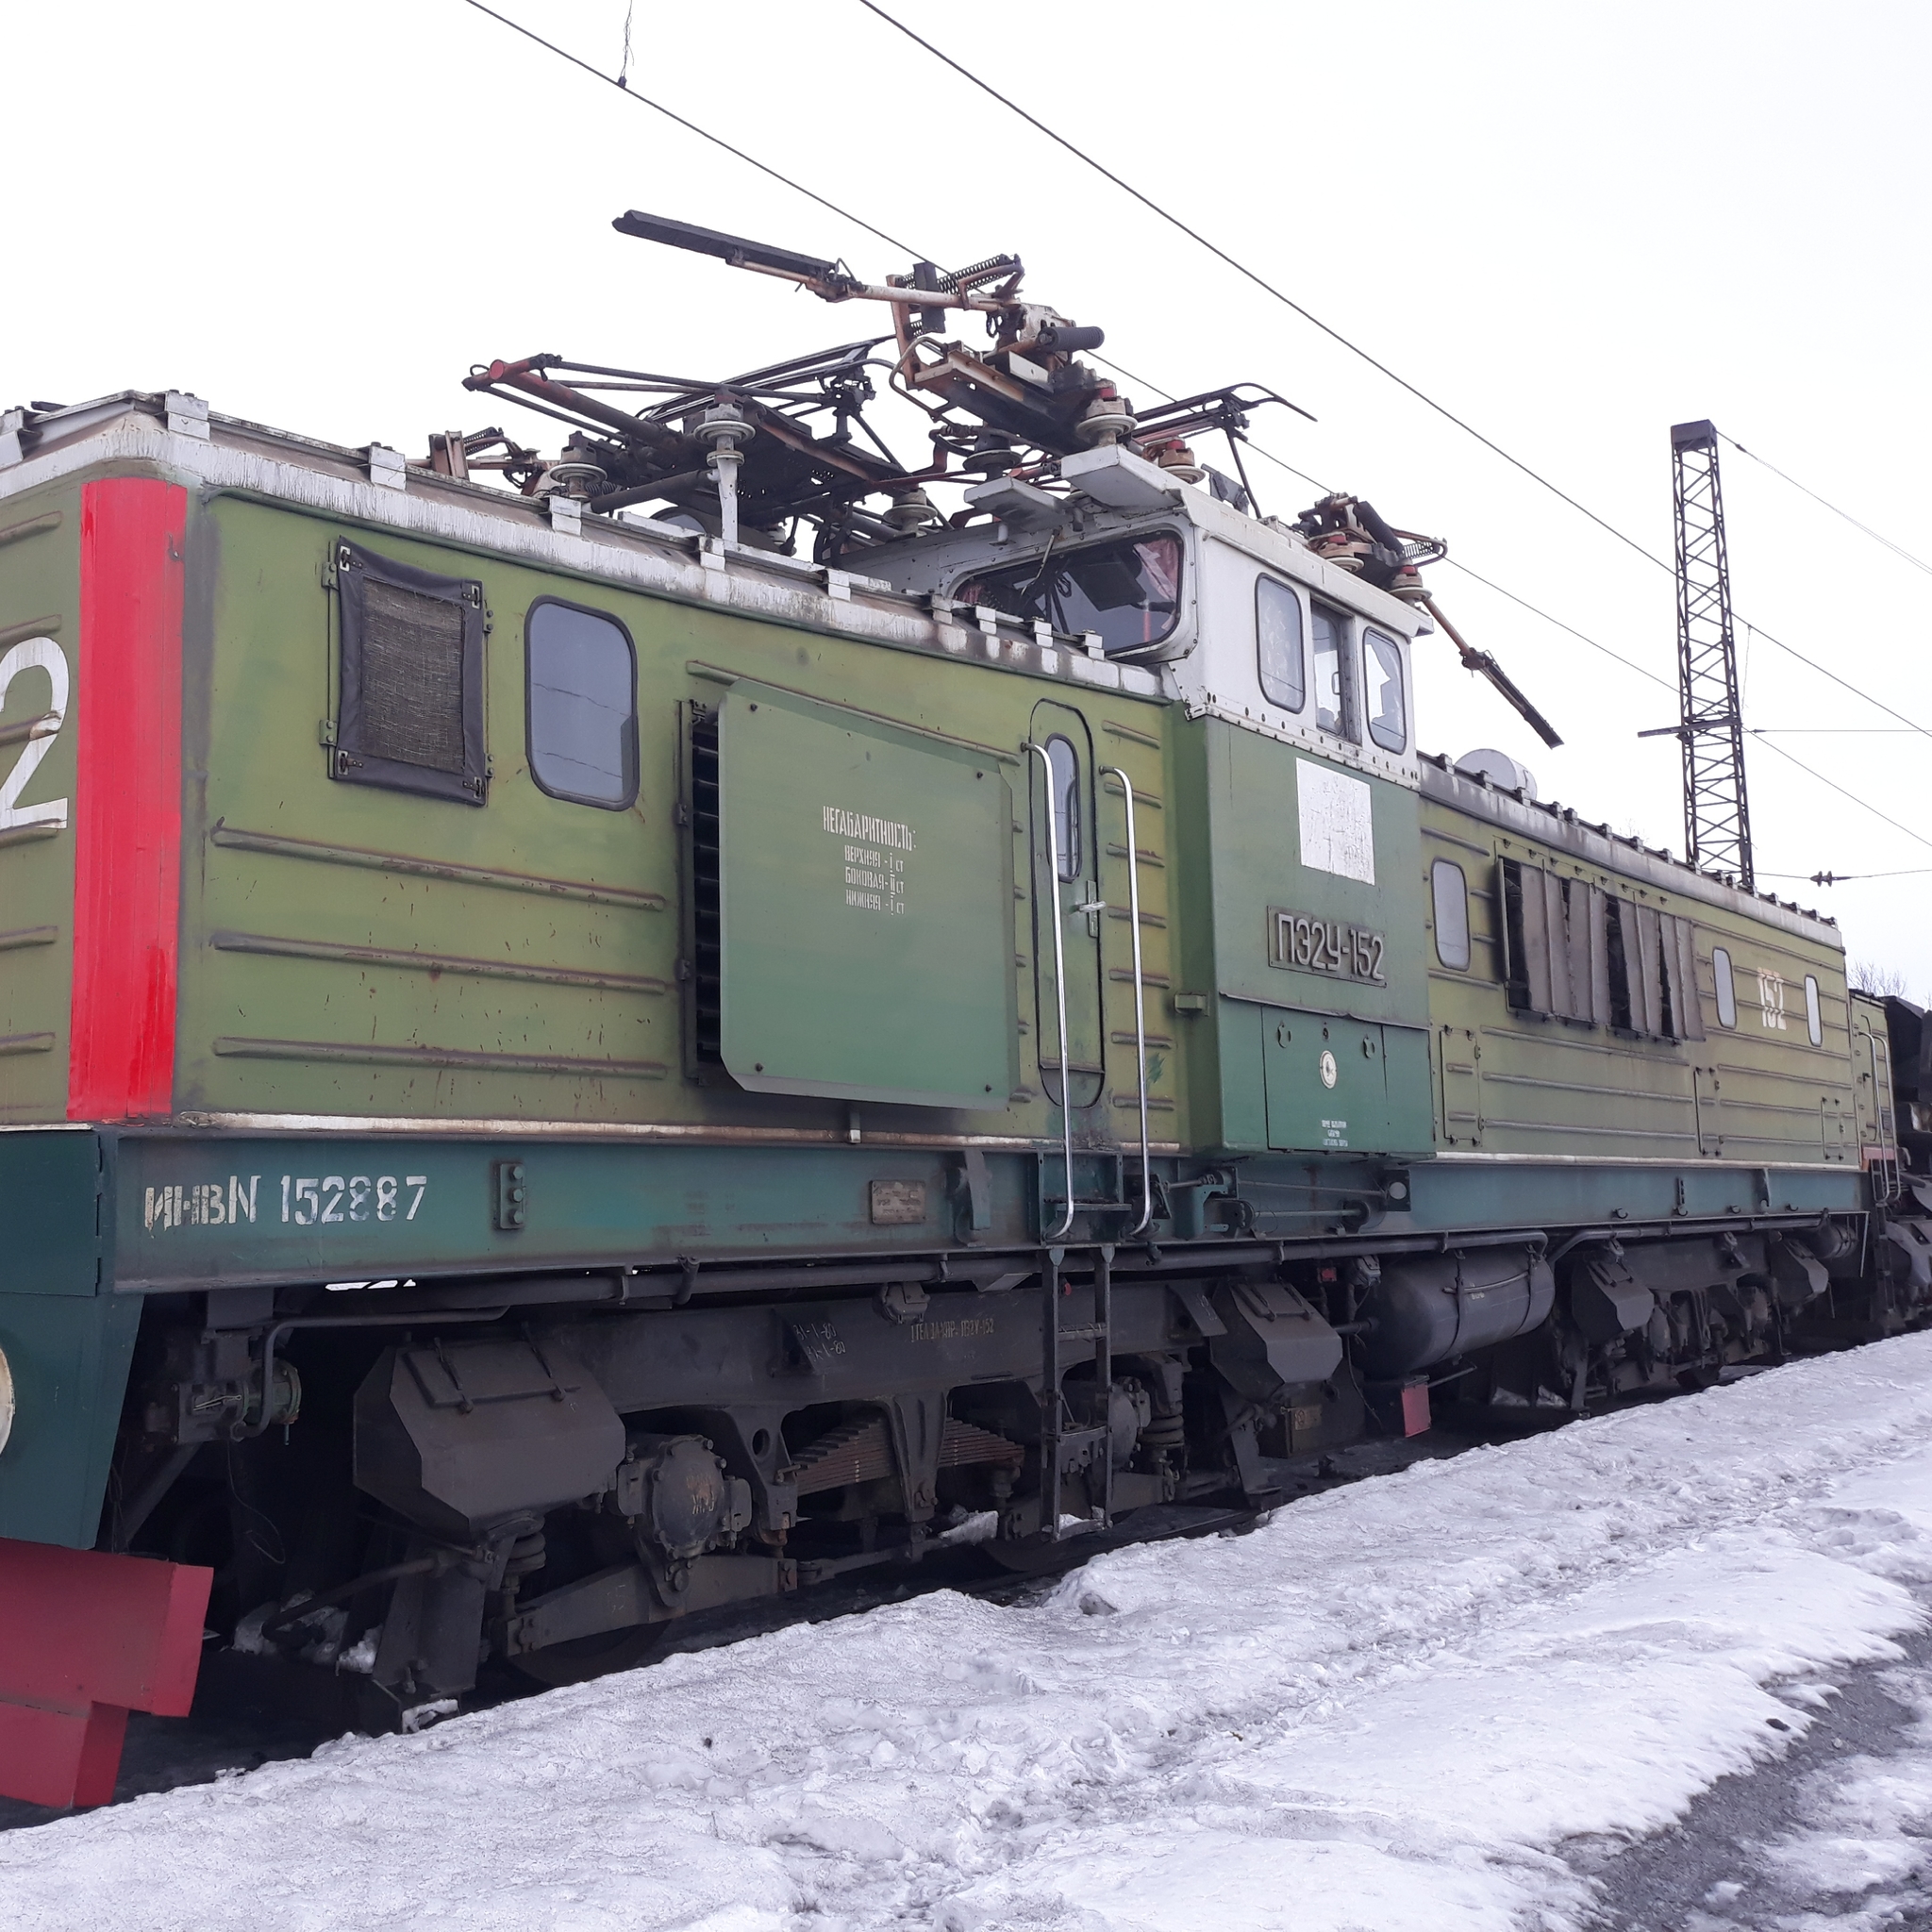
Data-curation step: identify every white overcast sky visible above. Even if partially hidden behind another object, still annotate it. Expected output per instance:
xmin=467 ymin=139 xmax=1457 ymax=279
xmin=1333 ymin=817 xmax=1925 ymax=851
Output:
xmin=8 ymin=1 xmax=1928 ymax=991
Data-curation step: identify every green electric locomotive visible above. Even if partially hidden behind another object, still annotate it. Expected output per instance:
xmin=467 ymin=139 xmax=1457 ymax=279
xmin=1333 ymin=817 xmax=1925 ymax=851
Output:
xmin=0 ymin=218 xmax=1923 ymax=1807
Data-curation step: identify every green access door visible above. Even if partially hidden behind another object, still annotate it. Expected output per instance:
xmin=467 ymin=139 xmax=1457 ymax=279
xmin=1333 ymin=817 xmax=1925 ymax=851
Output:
xmin=715 ymin=681 xmax=1017 ymax=1108
xmin=1263 ymin=1008 xmax=1432 ymax=1154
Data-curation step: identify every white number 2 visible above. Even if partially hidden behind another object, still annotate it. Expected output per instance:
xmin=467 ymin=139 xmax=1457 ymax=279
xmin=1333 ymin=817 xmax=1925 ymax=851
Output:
xmin=0 ymin=637 xmax=69 ymax=832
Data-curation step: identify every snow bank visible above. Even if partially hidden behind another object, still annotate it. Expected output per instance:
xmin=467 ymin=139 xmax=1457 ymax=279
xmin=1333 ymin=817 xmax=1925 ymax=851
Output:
xmin=9 ymin=1335 xmax=1932 ymax=1932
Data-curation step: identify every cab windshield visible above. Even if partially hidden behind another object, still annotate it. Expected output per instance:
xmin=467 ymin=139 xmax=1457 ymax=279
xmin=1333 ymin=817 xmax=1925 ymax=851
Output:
xmin=957 ymin=534 xmax=1183 ymax=657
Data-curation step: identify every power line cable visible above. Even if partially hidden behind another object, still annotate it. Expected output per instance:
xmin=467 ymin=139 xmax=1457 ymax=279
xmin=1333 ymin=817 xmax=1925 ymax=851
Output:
xmin=458 ymin=0 xmax=924 ymax=258
xmin=1439 ymin=558 xmax=1673 ymax=693
xmin=1736 ymin=617 xmax=1932 ymax=746
xmin=464 ymin=0 xmax=1932 ymax=756
xmin=1762 ymin=870 xmax=1932 ymax=883
xmin=1221 ymin=424 xmax=1333 ymax=498
xmin=857 ymin=1 xmax=1932 ymax=754
xmin=454 ymin=0 xmax=1932 ymax=867
xmin=1436 ymin=563 xmax=1932 ymax=858
xmin=853 ymin=0 xmax=1676 ymax=580
xmin=1736 ymin=734 xmax=1932 ymax=858
xmin=1719 ymin=430 xmax=1932 ymax=579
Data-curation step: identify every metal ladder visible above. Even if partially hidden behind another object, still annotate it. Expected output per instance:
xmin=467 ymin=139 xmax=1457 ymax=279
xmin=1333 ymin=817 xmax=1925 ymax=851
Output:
xmin=1023 ymin=750 xmax=1151 ymax=1539
xmin=1040 ymin=1244 xmax=1114 ymax=1539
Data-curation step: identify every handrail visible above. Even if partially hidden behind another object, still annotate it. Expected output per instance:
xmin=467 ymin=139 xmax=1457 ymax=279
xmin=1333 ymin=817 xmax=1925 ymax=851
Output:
xmin=1027 ymin=741 xmax=1078 ymax=1241
xmin=1103 ymin=767 xmax=1154 ymax=1237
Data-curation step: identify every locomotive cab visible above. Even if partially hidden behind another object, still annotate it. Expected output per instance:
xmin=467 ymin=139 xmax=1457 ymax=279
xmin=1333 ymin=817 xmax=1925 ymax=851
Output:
xmin=865 ymin=480 xmax=1437 ymax=1164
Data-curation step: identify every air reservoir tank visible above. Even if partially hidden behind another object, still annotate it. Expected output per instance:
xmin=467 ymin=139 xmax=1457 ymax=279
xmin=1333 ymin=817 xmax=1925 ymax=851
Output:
xmin=1354 ymin=1248 xmax=1554 ymax=1377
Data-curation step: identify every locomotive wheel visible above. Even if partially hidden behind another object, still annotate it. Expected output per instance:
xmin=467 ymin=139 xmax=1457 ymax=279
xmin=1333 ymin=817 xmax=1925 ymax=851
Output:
xmin=982 ymin=1535 xmax=1102 ymax=1575
xmin=508 ymin=1622 xmax=668 ymax=1687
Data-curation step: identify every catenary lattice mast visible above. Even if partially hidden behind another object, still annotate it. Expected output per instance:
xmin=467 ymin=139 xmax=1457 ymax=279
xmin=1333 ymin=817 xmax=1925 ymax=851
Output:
xmin=1670 ymin=419 xmax=1755 ymax=890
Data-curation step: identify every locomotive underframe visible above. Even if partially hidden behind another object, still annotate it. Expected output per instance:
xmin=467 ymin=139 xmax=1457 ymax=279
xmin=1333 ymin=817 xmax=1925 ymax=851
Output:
xmin=9 ymin=1123 xmax=1917 ymax=1713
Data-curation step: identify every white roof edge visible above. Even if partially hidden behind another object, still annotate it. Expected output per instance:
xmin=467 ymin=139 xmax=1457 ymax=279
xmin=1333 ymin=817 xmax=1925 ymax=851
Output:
xmin=0 ymin=393 xmax=1169 ymax=705
xmin=1420 ymin=758 xmax=1840 ymax=946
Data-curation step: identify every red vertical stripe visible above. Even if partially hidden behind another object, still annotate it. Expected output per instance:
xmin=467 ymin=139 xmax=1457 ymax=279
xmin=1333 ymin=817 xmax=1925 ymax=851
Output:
xmin=68 ymin=478 xmax=185 ymax=1121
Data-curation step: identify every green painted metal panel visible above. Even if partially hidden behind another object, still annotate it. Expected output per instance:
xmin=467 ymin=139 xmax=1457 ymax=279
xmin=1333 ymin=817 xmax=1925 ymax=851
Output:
xmin=0 ymin=1291 xmax=139 ymax=1547
xmin=0 ymin=481 xmax=81 ymax=1124
xmin=1407 ymin=1155 xmax=1866 ymax=1229
xmin=1265 ymin=1008 xmax=1386 ymax=1152
xmin=178 ymin=498 xmax=679 ymax=1124
xmin=0 ymin=1129 xmax=100 ymax=1295
xmin=0 ymin=1130 xmax=126 ymax=1549
xmin=1213 ymin=998 xmax=1267 ymax=1150
xmin=1207 ymin=724 xmax=1428 ymax=1025
xmin=171 ymin=491 xmax=1166 ymax=1142
xmin=1160 ymin=722 xmax=1229 ymax=1148
xmin=1418 ymin=795 xmax=1857 ymax=1164
xmin=717 ymin=681 xmax=1018 ymax=1108
xmin=1383 ymin=1024 xmax=1434 ymax=1151
xmin=1261 ymin=1011 xmax=1431 ymax=1157
xmin=1197 ymin=723 xmax=1427 ymax=1156
xmin=108 ymin=1135 xmax=1052 ymax=1286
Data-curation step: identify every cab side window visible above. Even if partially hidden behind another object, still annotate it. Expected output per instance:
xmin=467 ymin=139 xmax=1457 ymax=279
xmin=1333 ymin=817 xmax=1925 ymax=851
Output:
xmin=526 ymin=600 xmax=639 ymax=809
xmin=1256 ymin=575 xmax=1306 ymax=712
xmin=1311 ymin=602 xmax=1357 ymax=741
xmin=1363 ymin=628 xmax=1407 ymax=753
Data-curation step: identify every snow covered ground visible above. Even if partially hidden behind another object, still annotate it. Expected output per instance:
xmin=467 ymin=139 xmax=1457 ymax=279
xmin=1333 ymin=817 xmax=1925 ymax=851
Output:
xmin=9 ymin=1335 xmax=1932 ymax=1931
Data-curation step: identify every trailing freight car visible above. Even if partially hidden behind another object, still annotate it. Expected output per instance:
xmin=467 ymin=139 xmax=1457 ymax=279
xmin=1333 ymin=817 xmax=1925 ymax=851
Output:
xmin=0 ymin=232 xmax=1924 ymax=1807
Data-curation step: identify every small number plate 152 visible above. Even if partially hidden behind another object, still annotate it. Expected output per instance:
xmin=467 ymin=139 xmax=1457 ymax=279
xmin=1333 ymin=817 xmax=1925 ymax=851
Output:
xmin=1268 ymin=906 xmax=1386 ymax=984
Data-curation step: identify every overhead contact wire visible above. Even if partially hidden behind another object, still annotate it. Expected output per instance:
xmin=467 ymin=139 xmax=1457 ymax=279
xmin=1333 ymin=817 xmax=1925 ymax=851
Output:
xmin=457 ymin=0 xmax=1931 ymax=866
xmin=1761 ymin=869 xmax=1932 ymax=882
xmin=855 ymin=0 xmax=1676 ymax=576
xmin=458 ymin=0 xmax=925 ymax=258
xmin=858 ymin=1 xmax=1932 ymax=752
xmin=464 ymin=0 xmax=1932 ymax=752
xmin=1719 ymin=431 xmax=1932 ymax=580
xmin=1744 ymin=734 xmax=1932 ymax=858
xmin=1438 ymin=561 xmax=1932 ymax=857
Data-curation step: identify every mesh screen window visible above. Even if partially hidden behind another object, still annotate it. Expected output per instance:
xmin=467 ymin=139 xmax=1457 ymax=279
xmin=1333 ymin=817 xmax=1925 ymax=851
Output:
xmin=333 ymin=539 xmax=487 ymax=805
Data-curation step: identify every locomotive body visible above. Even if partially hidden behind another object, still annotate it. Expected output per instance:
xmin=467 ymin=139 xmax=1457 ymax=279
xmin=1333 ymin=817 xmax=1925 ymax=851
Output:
xmin=0 ymin=377 xmax=1918 ymax=1806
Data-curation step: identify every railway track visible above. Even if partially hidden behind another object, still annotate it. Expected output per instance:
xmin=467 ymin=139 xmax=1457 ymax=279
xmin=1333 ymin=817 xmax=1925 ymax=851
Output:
xmin=0 ymin=1430 xmax=1474 ymax=1833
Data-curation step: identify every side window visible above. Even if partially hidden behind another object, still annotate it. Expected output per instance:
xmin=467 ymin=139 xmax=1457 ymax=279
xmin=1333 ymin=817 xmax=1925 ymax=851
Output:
xmin=1046 ymin=734 xmax=1081 ymax=880
xmin=1363 ymin=628 xmax=1407 ymax=753
xmin=1431 ymin=859 xmax=1471 ymax=970
xmin=332 ymin=539 xmax=487 ymax=805
xmin=1805 ymin=974 xmax=1823 ymax=1045
xmin=525 ymin=600 xmax=639 ymax=809
xmin=1311 ymin=602 xmax=1357 ymax=741
xmin=1256 ymin=576 xmax=1306 ymax=712
xmin=1712 ymin=947 xmax=1737 ymax=1027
